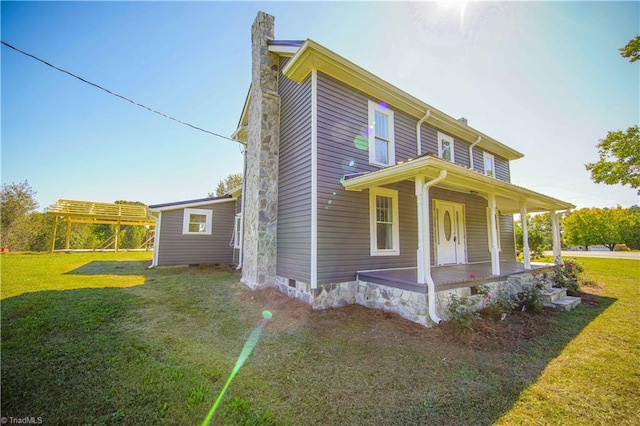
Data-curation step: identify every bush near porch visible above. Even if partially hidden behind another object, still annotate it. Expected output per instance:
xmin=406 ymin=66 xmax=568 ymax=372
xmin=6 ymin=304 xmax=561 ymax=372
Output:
xmin=1 ymin=252 xmax=638 ymax=425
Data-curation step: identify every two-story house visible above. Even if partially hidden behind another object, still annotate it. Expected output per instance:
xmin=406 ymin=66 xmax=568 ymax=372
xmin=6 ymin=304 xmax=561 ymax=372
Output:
xmin=150 ymin=12 xmax=574 ymax=326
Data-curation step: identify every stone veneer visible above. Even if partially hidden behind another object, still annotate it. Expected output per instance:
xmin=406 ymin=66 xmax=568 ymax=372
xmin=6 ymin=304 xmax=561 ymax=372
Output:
xmin=272 ymin=270 xmax=552 ymax=328
xmin=241 ymin=12 xmax=281 ymax=290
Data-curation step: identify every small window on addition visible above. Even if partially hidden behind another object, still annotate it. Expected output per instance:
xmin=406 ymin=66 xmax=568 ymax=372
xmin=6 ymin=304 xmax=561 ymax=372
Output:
xmin=182 ymin=208 xmax=213 ymax=235
xmin=288 ymin=278 xmax=296 ymax=288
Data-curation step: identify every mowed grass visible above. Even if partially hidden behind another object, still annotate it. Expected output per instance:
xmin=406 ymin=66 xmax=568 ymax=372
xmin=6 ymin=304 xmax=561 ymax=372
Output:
xmin=1 ymin=253 xmax=638 ymax=425
xmin=496 ymin=257 xmax=640 ymax=425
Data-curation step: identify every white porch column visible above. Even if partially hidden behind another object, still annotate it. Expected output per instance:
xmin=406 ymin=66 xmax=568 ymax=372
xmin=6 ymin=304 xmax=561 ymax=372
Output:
xmin=551 ymin=210 xmax=563 ymax=264
xmin=415 ymin=175 xmax=426 ymax=285
xmin=520 ymin=203 xmax=531 ymax=269
xmin=488 ymin=193 xmax=501 ymax=275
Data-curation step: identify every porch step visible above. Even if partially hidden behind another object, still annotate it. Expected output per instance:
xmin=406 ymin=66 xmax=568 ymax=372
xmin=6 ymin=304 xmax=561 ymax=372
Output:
xmin=552 ymin=296 xmax=582 ymax=312
xmin=540 ymin=287 xmax=567 ymax=307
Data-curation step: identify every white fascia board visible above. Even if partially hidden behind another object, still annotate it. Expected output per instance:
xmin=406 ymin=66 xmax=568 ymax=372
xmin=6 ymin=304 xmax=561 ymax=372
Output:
xmin=148 ymin=198 xmax=235 ymax=213
xmin=268 ymin=45 xmax=300 ymax=56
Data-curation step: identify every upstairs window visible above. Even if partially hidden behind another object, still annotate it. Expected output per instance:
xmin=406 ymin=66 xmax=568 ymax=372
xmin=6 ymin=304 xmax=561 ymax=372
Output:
xmin=182 ymin=208 xmax=213 ymax=235
xmin=369 ymin=187 xmax=400 ymax=256
xmin=438 ymin=132 xmax=455 ymax=162
xmin=483 ymin=152 xmax=495 ymax=178
xmin=368 ymin=100 xmax=395 ymax=167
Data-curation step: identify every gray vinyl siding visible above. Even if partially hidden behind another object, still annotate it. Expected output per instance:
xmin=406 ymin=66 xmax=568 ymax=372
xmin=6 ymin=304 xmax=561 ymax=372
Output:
xmin=276 ymin=57 xmax=312 ymax=283
xmin=316 ymin=73 xmax=417 ymax=284
xmin=499 ymin=214 xmax=516 ymax=260
xmin=421 ymin=126 xmax=511 ymax=182
xmin=156 ymin=202 xmax=235 ymax=266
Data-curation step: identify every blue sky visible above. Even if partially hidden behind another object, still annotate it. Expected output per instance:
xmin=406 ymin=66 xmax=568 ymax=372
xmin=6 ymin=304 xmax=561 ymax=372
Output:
xmin=2 ymin=1 xmax=638 ymax=211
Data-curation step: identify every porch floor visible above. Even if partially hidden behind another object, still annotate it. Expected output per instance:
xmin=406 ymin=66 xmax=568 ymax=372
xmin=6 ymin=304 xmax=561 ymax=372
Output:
xmin=357 ymin=261 xmax=554 ymax=293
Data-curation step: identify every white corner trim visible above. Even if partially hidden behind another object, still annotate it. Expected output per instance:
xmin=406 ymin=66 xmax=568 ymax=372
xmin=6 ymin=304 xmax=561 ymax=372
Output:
xmin=151 ymin=211 xmax=162 ymax=267
xmin=310 ymin=69 xmax=318 ymax=289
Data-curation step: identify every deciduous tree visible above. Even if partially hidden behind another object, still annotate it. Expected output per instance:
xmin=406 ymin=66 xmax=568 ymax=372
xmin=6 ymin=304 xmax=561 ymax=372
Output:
xmin=585 ymin=126 xmax=640 ymax=189
xmin=0 ymin=180 xmax=38 ymax=248
xmin=619 ymin=35 xmax=640 ymax=63
xmin=210 ymin=173 xmax=243 ymax=197
xmin=562 ymin=207 xmax=633 ymax=251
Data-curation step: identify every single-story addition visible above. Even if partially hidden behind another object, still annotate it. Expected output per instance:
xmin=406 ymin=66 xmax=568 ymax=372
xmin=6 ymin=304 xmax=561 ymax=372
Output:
xmin=148 ymin=192 xmax=242 ymax=267
xmin=153 ymin=12 xmax=575 ymax=326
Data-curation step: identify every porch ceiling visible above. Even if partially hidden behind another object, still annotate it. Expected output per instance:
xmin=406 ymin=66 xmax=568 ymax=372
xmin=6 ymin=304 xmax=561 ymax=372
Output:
xmin=342 ymin=156 xmax=575 ymax=214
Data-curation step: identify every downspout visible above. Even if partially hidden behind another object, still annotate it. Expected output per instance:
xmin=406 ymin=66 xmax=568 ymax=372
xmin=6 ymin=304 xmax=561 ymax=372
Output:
xmin=423 ymin=169 xmax=447 ymax=324
xmin=416 ymin=110 xmax=431 ymax=156
xmin=237 ymin=142 xmax=247 ymax=270
xmin=468 ymin=136 xmax=481 ymax=170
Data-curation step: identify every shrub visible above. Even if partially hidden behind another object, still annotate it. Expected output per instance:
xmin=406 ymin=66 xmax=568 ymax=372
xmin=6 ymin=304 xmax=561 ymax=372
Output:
xmin=447 ymin=294 xmax=480 ymax=332
xmin=553 ymin=259 xmax=584 ymax=295
xmin=517 ymin=279 xmax=546 ymax=314
xmin=477 ymin=285 xmax=517 ymax=322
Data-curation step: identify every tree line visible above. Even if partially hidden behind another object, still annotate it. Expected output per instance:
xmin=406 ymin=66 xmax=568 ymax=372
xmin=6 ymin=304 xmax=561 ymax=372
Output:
xmin=515 ymin=206 xmax=640 ymax=257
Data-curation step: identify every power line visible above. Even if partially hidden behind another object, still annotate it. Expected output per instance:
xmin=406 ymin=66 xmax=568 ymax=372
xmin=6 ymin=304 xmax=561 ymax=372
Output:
xmin=1 ymin=40 xmax=237 ymax=143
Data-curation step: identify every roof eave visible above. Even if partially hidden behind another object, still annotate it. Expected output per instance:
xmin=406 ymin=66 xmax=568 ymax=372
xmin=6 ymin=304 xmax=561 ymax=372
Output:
xmin=342 ymin=157 xmax=574 ymax=214
xmin=282 ymin=40 xmax=524 ymax=161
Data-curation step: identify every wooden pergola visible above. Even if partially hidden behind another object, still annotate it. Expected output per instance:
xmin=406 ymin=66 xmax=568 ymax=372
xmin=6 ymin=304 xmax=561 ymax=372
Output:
xmin=46 ymin=199 xmax=155 ymax=252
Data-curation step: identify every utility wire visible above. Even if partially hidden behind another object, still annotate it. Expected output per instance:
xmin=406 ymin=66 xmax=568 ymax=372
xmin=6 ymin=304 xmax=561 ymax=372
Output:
xmin=1 ymin=40 xmax=237 ymax=143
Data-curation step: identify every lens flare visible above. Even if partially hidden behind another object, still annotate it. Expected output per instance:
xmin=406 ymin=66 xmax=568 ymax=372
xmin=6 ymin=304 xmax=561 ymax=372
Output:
xmin=201 ymin=311 xmax=272 ymax=426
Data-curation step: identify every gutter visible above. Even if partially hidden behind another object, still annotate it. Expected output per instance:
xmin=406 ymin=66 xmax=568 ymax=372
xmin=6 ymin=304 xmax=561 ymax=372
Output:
xmin=416 ymin=110 xmax=431 ymax=156
xmin=422 ymin=170 xmax=448 ymax=324
xmin=468 ymin=136 xmax=481 ymax=171
xmin=237 ymin=143 xmax=247 ymax=270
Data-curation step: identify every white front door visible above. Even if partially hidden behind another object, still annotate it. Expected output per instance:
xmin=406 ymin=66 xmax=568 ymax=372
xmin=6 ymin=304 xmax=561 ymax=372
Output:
xmin=435 ymin=200 xmax=466 ymax=265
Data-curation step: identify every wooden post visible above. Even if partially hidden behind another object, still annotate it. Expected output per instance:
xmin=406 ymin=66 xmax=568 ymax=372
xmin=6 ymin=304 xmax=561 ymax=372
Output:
xmin=50 ymin=216 xmax=59 ymax=253
xmin=114 ymin=221 xmax=121 ymax=252
xmin=65 ymin=220 xmax=72 ymax=250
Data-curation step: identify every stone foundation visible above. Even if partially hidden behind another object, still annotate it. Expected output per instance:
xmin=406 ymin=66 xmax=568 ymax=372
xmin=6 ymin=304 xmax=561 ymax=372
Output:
xmin=269 ymin=270 xmax=551 ymax=327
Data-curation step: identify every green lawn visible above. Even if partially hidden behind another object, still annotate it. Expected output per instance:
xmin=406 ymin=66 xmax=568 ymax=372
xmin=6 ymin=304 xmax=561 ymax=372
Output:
xmin=1 ymin=253 xmax=638 ymax=425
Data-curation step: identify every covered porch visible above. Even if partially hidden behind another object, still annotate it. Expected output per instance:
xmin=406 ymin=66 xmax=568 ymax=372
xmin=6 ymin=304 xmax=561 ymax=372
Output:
xmin=357 ymin=261 xmax=554 ymax=293
xmin=343 ymin=155 xmax=574 ymax=323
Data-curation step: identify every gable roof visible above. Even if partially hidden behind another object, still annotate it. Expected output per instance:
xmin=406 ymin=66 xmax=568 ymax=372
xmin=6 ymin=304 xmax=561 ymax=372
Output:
xmin=233 ymin=38 xmax=523 ymax=161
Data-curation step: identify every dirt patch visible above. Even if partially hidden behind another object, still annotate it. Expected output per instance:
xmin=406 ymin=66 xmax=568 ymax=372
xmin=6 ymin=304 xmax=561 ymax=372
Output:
xmin=230 ymin=283 xmax=559 ymax=353
xmin=438 ymin=309 xmax=558 ymax=352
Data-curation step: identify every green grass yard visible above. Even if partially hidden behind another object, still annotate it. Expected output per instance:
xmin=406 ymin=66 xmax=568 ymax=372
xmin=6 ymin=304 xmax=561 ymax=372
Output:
xmin=1 ymin=252 xmax=638 ymax=425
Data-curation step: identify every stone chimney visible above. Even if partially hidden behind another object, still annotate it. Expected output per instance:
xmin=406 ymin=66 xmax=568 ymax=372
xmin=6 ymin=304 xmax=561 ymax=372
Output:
xmin=457 ymin=117 xmax=468 ymax=126
xmin=241 ymin=12 xmax=280 ymax=289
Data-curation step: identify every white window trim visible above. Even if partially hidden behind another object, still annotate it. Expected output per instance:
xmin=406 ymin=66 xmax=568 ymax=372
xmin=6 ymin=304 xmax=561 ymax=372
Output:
xmin=486 ymin=207 xmax=502 ymax=252
xmin=233 ymin=213 xmax=243 ymax=249
xmin=368 ymin=100 xmax=395 ymax=167
xmin=483 ymin=152 xmax=495 ymax=178
xmin=369 ymin=187 xmax=400 ymax=256
xmin=182 ymin=208 xmax=213 ymax=235
xmin=437 ymin=132 xmax=455 ymax=163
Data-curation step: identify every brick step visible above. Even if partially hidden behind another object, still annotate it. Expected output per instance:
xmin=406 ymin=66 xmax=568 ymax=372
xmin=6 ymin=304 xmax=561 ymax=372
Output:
xmin=552 ymin=296 xmax=582 ymax=312
xmin=540 ymin=287 xmax=567 ymax=306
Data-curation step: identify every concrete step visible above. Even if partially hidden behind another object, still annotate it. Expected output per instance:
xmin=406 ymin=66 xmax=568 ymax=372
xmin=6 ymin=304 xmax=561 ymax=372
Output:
xmin=553 ymin=296 xmax=582 ymax=312
xmin=540 ymin=287 xmax=567 ymax=307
